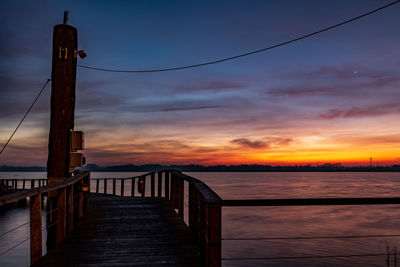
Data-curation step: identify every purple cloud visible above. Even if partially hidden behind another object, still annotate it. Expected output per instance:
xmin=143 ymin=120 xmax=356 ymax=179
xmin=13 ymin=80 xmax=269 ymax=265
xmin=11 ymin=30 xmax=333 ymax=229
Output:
xmin=231 ymin=138 xmax=268 ymax=149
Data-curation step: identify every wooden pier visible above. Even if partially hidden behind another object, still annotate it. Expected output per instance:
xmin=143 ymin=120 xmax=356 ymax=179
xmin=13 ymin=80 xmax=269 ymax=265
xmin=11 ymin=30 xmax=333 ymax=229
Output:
xmin=0 ymin=170 xmax=222 ymax=266
xmin=3 ymin=170 xmax=400 ymax=266
xmin=33 ymin=195 xmax=201 ymax=266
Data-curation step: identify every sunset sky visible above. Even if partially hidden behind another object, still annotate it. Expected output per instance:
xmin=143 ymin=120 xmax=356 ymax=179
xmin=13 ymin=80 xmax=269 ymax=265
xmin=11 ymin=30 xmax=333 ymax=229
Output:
xmin=1 ymin=0 xmax=400 ymax=166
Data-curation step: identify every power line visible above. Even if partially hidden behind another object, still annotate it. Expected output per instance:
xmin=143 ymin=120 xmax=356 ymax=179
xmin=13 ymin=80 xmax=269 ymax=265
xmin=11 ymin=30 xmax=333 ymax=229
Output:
xmin=78 ymin=0 xmax=400 ymax=73
xmin=0 ymin=78 xmax=51 ymax=156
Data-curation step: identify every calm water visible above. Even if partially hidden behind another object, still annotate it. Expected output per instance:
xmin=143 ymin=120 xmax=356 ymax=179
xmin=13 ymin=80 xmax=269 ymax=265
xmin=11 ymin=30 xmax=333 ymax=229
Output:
xmin=1 ymin=172 xmax=400 ymax=266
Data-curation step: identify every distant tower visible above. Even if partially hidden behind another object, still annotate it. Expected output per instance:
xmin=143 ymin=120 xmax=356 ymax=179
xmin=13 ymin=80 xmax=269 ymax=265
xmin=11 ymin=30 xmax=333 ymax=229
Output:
xmin=370 ymin=157 xmax=372 ymax=167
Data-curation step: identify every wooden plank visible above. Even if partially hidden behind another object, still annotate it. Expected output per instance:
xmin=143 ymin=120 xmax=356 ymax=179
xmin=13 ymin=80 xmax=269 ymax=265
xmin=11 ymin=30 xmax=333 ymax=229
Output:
xmin=33 ymin=196 xmax=201 ymax=267
xmin=30 ymin=193 xmax=42 ymax=264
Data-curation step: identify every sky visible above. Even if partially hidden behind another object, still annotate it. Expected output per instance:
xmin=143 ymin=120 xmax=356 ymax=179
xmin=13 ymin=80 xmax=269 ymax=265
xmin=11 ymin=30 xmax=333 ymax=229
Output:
xmin=0 ymin=0 xmax=400 ymax=166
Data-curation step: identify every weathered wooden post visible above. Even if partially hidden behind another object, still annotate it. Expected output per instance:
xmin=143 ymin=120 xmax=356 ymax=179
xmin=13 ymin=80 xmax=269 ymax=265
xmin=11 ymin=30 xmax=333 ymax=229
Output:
xmin=46 ymin=11 xmax=86 ymax=251
xmin=47 ymin=10 xmax=78 ymax=181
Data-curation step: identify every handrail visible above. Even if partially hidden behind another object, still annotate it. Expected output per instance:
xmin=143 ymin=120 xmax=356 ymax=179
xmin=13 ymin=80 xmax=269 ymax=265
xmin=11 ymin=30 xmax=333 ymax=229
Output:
xmin=0 ymin=173 xmax=87 ymax=206
xmin=171 ymin=171 xmax=222 ymax=204
xmin=0 ymin=171 xmax=90 ymax=265
xmin=0 ymin=178 xmax=47 ymax=193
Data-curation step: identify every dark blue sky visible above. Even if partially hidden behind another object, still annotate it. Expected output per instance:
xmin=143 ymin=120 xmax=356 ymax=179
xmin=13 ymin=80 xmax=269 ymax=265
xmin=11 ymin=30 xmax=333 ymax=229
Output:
xmin=1 ymin=0 xmax=400 ymax=166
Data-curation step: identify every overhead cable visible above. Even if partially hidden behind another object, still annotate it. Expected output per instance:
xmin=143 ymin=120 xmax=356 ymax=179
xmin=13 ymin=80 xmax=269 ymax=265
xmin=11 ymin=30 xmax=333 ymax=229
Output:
xmin=0 ymin=78 xmax=51 ymax=155
xmin=78 ymin=0 xmax=400 ymax=73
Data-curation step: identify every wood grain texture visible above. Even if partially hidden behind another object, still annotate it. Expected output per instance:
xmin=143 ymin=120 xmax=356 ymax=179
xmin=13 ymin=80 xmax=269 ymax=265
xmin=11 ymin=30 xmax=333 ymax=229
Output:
xmin=33 ymin=195 xmax=201 ymax=266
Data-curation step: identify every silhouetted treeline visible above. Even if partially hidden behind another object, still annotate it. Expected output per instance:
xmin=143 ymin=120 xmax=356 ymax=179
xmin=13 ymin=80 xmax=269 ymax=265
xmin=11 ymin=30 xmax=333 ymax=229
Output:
xmin=76 ymin=163 xmax=400 ymax=172
xmin=0 ymin=165 xmax=46 ymax=172
xmin=1 ymin=163 xmax=399 ymax=172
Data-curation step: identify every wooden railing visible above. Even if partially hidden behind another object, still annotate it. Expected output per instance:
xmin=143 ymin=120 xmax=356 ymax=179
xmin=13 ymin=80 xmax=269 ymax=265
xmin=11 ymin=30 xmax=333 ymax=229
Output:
xmin=92 ymin=171 xmax=400 ymax=266
xmin=91 ymin=169 xmax=222 ymax=267
xmin=0 ymin=178 xmax=47 ymax=194
xmin=0 ymin=172 xmax=90 ymax=265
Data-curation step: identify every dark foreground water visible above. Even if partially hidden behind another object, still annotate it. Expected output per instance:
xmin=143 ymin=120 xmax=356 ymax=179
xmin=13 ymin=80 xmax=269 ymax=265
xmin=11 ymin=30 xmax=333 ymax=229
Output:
xmin=1 ymin=172 xmax=400 ymax=266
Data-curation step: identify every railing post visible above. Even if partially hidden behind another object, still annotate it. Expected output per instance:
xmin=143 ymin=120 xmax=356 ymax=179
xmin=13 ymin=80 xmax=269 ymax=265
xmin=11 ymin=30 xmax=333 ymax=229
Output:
xmin=157 ymin=171 xmax=162 ymax=197
xmin=31 ymin=180 xmax=34 ymax=189
xmin=30 ymin=193 xmax=42 ymax=265
xmin=67 ymin=185 xmax=74 ymax=233
xmin=165 ymin=171 xmax=170 ymax=199
xmin=104 ymin=178 xmax=108 ymax=194
xmin=141 ymin=176 xmax=146 ymax=197
xmin=151 ymin=172 xmax=155 ymax=197
xmin=121 ymin=179 xmax=125 ymax=196
xmin=83 ymin=173 xmax=90 ymax=213
xmin=189 ymin=183 xmax=195 ymax=231
xmin=113 ymin=178 xmax=116 ymax=195
xmin=96 ymin=179 xmax=99 ymax=193
xmin=200 ymin=200 xmax=207 ymax=266
xmin=78 ymin=180 xmax=83 ymax=219
xmin=170 ymin=173 xmax=176 ymax=209
xmin=178 ymin=178 xmax=184 ymax=219
xmin=131 ymin=178 xmax=135 ymax=197
xmin=56 ymin=188 xmax=66 ymax=244
xmin=196 ymin=190 xmax=202 ymax=242
xmin=207 ymin=204 xmax=222 ymax=267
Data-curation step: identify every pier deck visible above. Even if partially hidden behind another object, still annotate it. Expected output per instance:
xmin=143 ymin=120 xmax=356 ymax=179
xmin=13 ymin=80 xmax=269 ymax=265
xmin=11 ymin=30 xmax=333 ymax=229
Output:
xmin=33 ymin=195 xmax=201 ymax=266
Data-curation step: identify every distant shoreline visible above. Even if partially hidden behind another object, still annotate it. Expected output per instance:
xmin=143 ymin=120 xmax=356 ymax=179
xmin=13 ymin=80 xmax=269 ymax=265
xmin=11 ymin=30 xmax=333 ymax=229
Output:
xmin=1 ymin=164 xmax=399 ymax=172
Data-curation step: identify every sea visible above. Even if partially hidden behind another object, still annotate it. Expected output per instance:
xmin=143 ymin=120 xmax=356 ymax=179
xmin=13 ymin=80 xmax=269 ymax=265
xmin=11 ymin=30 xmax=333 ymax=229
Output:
xmin=1 ymin=172 xmax=400 ymax=266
